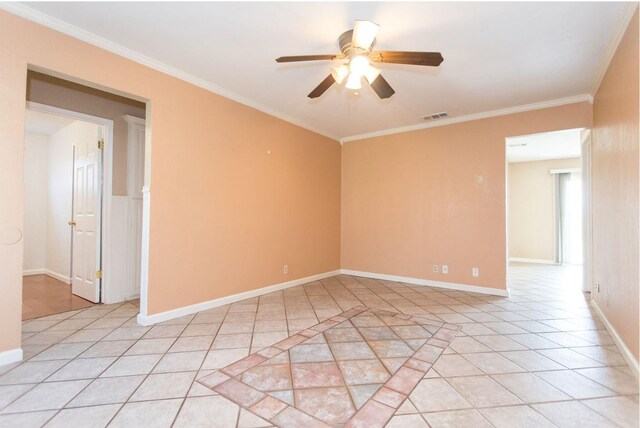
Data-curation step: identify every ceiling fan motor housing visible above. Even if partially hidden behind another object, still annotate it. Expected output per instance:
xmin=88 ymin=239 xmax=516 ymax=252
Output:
xmin=339 ymin=29 xmax=373 ymax=57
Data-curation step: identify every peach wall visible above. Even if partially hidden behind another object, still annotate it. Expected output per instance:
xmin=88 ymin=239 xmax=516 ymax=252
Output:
xmin=341 ymin=103 xmax=592 ymax=291
xmin=0 ymin=10 xmax=341 ymax=354
xmin=592 ymin=9 xmax=639 ymax=362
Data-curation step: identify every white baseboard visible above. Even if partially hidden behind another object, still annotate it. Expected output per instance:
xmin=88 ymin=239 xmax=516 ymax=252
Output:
xmin=509 ymin=258 xmax=558 ymax=265
xmin=23 ymin=269 xmax=70 ymax=284
xmin=0 ymin=348 xmax=23 ymax=367
xmin=591 ymin=299 xmax=639 ymax=379
xmin=44 ymin=270 xmax=71 ymax=285
xmin=341 ymin=269 xmax=510 ymax=297
xmin=137 ymin=270 xmax=341 ymax=326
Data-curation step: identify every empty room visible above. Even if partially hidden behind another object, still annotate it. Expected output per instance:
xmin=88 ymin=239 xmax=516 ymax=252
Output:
xmin=0 ymin=2 xmax=637 ymax=427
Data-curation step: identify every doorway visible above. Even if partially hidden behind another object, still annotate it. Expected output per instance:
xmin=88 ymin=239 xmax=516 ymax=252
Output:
xmin=22 ymin=70 xmax=148 ymax=321
xmin=506 ymin=128 xmax=588 ymax=294
xmin=22 ymin=104 xmax=112 ymax=319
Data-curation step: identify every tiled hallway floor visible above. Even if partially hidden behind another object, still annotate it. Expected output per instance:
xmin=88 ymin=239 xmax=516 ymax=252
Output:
xmin=1 ymin=264 xmax=638 ymax=427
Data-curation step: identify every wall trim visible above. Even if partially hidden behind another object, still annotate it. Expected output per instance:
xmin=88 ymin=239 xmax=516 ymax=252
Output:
xmin=0 ymin=348 xmax=23 ymax=367
xmin=0 ymin=3 xmax=340 ymax=142
xmin=340 ymin=269 xmax=510 ymax=297
xmin=590 ymin=3 xmax=639 ymax=95
xmin=340 ymin=95 xmax=593 ymax=143
xmin=23 ymin=269 xmax=46 ymax=276
xmin=509 ymin=258 xmax=558 ymax=265
xmin=591 ymin=299 xmax=639 ymax=379
xmin=137 ymin=270 xmax=341 ymax=326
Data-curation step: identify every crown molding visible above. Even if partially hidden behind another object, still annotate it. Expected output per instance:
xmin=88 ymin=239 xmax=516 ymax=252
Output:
xmin=340 ymin=94 xmax=593 ymax=143
xmin=0 ymin=3 xmax=341 ymax=142
xmin=590 ymin=3 xmax=638 ymax=96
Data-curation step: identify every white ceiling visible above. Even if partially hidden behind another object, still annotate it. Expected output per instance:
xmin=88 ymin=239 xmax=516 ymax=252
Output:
xmin=506 ymin=128 xmax=582 ymax=163
xmin=14 ymin=2 xmax=630 ymax=140
xmin=25 ymin=109 xmax=74 ymax=135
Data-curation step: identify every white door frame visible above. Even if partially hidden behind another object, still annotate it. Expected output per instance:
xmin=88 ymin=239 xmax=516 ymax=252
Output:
xmin=581 ymin=129 xmax=593 ymax=293
xmin=26 ymin=101 xmax=115 ymax=302
xmin=123 ymin=115 xmax=145 ymax=301
xmin=138 ymin=107 xmax=152 ymax=321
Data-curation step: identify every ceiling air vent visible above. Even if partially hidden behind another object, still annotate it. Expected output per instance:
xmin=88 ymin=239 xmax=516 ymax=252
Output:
xmin=423 ymin=112 xmax=448 ymax=121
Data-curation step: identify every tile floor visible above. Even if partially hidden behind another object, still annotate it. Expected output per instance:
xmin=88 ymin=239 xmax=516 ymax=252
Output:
xmin=199 ymin=306 xmax=460 ymax=426
xmin=0 ymin=263 xmax=638 ymax=427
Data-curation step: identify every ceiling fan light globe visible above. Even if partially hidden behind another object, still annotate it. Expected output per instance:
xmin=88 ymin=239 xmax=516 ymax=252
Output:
xmin=349 ymin=55 xmax=370 ymax=77
xmin=364 ymin=65 xmax=381 ymax=84
xmin=352 ymin=20 xmax=379 ymax=50
xmin=330 ymin=65 xmax=349 ymax=84
xmin=345 ymin=72 xmax=362 ymax=90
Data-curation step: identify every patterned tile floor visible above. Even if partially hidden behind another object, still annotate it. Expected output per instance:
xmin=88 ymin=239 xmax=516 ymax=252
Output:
xmin=0 ymin=263 xmax=637 ymax=427
xmin=199 ymin=306 xmax=460 ymax=427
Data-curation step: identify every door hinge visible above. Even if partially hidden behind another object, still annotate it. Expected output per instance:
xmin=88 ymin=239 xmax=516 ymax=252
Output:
xmin=96 ymin=270 xmax=103 ymax=279
xmin=98 ymin=139 xmax=105 ymax=150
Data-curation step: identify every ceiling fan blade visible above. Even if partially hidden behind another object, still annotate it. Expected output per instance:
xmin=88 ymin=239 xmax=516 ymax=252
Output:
xmin=276 ymin=54 xmax=341 ymax=63
xmin=351 ymin=20 xmax=379 ymax=50
xmin=308 ymin=75 xmax=336 ymax=98
xmin=370 ymin=51 xmax=444 ymax=66
xmin=370 ymin=74 xmax=395 ymax=99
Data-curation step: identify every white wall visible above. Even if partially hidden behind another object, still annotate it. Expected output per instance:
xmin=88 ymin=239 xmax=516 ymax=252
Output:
xmin=44 ymin=123 xmax=75 ymax=281
xmin=23 ymin=133 xmax=48 ymax=273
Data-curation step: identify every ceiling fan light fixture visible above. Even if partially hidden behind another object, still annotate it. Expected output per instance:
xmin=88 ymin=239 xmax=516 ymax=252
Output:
xmin=364 ymin=65 xmax=381 ymax=84
xmin=345 ymin=72 xmax=362 ymax=90
xmin=278 ymin=19 xmax=443 ymax=100
xmin=330 ymin=64 xmax=349 ymax=84
xmin=352 ymin=20 xmax=379 ymax=50
xmin=349 ymin=55 xmax=370 ymax=77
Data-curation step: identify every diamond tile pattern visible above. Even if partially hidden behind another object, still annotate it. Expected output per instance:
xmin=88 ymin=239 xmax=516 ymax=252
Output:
xmin=200 ymin=307 xmax=459 ymax=426
xmin=0 ymin=264 xmax=637 ymax=427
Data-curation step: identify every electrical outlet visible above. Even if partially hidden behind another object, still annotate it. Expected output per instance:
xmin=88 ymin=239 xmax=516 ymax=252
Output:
xmin=442 ymin=265 xmax=448 ymax=274
xmin=472 ymin=267 xmax=479 ymax=278
xmin=595 ymin=281 xmax=600 ymax=292
xmin=476 ymin=174 xmax=485 ymax=185
xmin=283 ymin=265 xmax=288 ymax=274
xmin=433 ymin=265 xmax=438 ymax=273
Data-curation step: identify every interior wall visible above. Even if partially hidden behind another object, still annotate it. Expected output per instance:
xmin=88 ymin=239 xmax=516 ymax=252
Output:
xmin=341 ymin=102 xmax=592 ymax=292
xmin=508 ymin=157 xmax=581 ymax=262
xmin=27 ymin=71 xmax=146 ymax=196
xmin=44 ymin=122 xmax=74 ymax=281
xmin=592 ymin=8 xmax=639 ymax=363
xmin=23 ymin=132 xmax=48 ymax=273
xmin=0 ymin=10 xmax=341 ymax=355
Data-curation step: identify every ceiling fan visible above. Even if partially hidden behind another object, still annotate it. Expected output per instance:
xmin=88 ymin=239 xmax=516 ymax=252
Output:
xmin=276 ymin=20 xmax=444 ymax=99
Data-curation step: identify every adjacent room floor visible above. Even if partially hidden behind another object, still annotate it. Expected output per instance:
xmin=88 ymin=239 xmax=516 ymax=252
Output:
xmin=1 ymin=264 xmax=637 ymax=427
xmin=22 ymin=275 xmax=95 ymax=321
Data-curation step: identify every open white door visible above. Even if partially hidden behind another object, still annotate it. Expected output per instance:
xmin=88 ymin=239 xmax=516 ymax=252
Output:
xmin=71 ymin=126 xmax=103 ymax=302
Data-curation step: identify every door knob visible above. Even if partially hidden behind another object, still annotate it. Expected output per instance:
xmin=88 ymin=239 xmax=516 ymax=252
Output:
xmin=68 ymin=220 xmax=76 ymax=226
